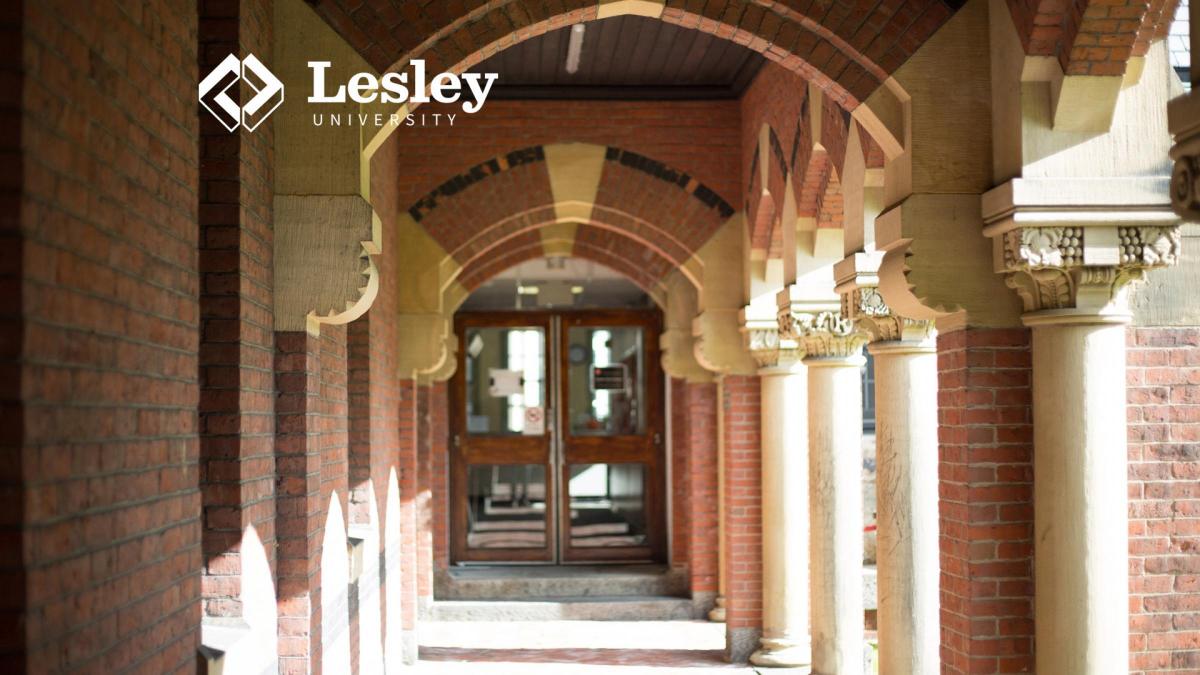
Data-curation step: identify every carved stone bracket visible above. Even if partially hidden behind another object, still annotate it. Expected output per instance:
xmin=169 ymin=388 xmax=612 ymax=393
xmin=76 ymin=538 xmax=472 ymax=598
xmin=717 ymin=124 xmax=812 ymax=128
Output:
xmin=843 ymin=286 xmax=936 ymax=344
xmin=983 ymin=179 xmax=1182 ymax=316
xmin=1169 ymin=89 xmax=1200 ymax=222
xmin=275 ymin=194 xmax=382 ymax=334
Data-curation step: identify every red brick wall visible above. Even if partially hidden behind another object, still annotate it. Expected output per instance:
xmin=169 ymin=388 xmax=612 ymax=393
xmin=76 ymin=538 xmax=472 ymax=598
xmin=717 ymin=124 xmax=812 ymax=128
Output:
xmin=1127 ymin=327 xmax=1200 ymax=674
xmin=937 ymin=328 xmax=1035 ymax=674
xmin=198 ymin=0 xmax=277 ymax=623
xmin=688 ymin=381 xmax=721 ymax=598
xmin=722 ymin=375 xmax=763 ymax=659
xmin=13 ymin=0 xmax=202 ymax=670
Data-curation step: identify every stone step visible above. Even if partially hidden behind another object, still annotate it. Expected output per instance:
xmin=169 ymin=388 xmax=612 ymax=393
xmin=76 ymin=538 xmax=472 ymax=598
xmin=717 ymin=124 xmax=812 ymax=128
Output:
xmin=436 ymin=564 xmax=686 ymax=600
xmin=425 ymin=596 xmax=696 ymax=622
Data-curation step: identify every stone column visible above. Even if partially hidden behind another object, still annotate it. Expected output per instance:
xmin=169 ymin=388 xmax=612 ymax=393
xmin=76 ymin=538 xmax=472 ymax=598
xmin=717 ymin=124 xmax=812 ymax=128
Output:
xmin=782 ymin=308 xmax=867 ymax=675
xmin=1026 ymin=311 xmax=1130 ymax=674
xmin=746 ymin=327 xmax=813 ymax=670
xmin=842 ymin=286 xmax=940 ymax=675
xmin=983 ymin=191 xmax=1183 ymax=674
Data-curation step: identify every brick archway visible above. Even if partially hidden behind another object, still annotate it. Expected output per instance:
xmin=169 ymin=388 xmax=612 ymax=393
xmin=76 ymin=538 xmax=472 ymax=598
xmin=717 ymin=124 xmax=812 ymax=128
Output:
xmin=452 ymin=222 xmax=681 ymax=304
xmin=403 ymin=142 xmax=739 ymax=299
xmin=313 ymin=0 xmax=961 ymax=111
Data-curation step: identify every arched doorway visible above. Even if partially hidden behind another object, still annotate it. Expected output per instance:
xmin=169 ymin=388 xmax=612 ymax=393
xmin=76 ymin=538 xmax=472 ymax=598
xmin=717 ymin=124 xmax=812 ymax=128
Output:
xmin=449 ymin=257 xmax=668 ymax=565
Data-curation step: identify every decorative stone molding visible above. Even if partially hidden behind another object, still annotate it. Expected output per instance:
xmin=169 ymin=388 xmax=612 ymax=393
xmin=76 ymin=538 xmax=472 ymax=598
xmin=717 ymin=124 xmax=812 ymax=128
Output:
xmin=982 ymin=178 xmax=1182 ymax=315
xmin=274 ymin=195 xmax=382 ymax=334
xmin=1169 ymin=89 xmax=1200 ymax=222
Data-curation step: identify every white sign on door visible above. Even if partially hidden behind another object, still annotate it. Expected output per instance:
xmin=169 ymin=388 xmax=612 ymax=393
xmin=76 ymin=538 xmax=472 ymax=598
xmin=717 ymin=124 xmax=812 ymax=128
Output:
xmin=522 ymin=406 xmax=545 ymax=436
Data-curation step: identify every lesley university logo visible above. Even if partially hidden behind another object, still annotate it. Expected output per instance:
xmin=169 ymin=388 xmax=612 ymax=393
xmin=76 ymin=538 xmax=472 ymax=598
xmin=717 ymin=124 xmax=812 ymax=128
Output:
xmin=199 ymin=54 xmax=284 ymax=132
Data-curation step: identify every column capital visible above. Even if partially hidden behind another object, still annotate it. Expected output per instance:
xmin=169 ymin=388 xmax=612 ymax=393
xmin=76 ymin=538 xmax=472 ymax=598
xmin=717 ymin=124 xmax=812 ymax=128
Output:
xmin=742 ymin=320 xmax=803 ymax=371
xmin=777 ymin=308 xmax=868 ymax=361
xmin=982 ymin=178 xmax=1182 ymax=318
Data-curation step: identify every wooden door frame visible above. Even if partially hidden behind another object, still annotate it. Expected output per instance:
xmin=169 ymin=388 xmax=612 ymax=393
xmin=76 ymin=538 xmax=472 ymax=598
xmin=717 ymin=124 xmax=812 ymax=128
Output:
xmin=449 ymin=312 xmax=554 ymax=563
xmin=557 ymin=310 xmax=665 ymax=563
xmin=449 ymin=308 xmax=666 ymax=564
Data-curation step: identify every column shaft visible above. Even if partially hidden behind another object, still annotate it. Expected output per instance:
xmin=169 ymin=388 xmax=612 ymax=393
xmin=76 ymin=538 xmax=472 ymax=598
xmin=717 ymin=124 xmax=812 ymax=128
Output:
xmin=808 ymin=357 xmax=865 ymax=675
xmin=1029 ymin=317 xmax=1129 ymax=674
xmin=870 ymin=343 xmax=939 ymax=675
xmin=752 ymin=365 xmax=812 ymax=669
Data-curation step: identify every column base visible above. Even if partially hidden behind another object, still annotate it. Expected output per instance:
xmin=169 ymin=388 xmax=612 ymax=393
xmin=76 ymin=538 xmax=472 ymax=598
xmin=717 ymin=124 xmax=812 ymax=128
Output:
xmin=708 ymin=596 xmax=726 ymax=622
xmin=692 ymin=591 xmax=717 ymax=620
xmin=726 ymin=627 xmax=762 ymax=664
xmin=401 ymin=630 xmax=418 ymax=665
xmin=750 ymin=638 xmax=813 ymax=670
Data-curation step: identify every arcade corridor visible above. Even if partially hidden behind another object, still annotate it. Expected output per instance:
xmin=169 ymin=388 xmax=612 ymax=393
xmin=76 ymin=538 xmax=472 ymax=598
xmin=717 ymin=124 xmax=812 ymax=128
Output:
xmin=2 ymin=0 xmax=1199 ymax=674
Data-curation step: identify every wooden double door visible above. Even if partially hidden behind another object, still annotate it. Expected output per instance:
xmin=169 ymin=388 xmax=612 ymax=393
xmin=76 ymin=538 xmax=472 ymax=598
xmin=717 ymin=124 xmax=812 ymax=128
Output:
xmin=450 ymin=310 xmax=665 ymax=564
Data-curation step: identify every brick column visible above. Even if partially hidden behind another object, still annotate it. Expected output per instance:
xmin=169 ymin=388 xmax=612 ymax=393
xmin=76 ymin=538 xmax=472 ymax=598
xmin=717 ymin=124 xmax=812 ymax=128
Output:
xmin=417 ymin=383 xmax=435 ymax=611
xmin=430 ymin=382 xmax=451 ymax=576
xmin=275 ymin=332 xmax=323 ymax=674
xmin=670 ymin=378 xmax=692 ymax=578
xmin=722 ymin=375 xmax=763 ymax=663
xmin=317 ymin=327 xmax=351 ymax=674
xmin=687 ymin=381 xmax=721 ymax=616
xmin=396 ymin=378 xmax=421 ymax=663
xmin=8 ymin=1 xmax=203 ymax=669
xmin=937 ymin=328 xmax=1034 ymax=674
xmin=198 ymin=0 xmax=276 ymax=632
xmin=347 ymin=321 xmax=370 ymax=673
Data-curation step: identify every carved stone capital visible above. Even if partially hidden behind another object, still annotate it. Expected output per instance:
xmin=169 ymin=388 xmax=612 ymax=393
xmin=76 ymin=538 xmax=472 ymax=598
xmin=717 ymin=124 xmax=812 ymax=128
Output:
xmin=778 ymin=308 xmax=868 ymax=360
xmin=743 ymin=323 xmax=801 ymax=369
xmin=842 ymin=286 xmax=936 ymax=344
xmin=983 ymin=179 xmax=1182 ymax=316
xmin=994 ymin=224 xmax=1180 ymax=314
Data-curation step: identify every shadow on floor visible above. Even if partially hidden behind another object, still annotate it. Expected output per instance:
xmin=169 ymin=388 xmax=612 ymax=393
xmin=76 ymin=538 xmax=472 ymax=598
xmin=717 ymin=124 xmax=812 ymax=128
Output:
xmin=419 ymin=647 xmax=745 ymax=668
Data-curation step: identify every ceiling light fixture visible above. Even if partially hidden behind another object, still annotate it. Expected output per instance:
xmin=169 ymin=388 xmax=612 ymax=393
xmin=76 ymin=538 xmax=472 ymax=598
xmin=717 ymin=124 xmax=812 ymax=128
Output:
xmin=565 ymin=24 xmax=586 ymax=74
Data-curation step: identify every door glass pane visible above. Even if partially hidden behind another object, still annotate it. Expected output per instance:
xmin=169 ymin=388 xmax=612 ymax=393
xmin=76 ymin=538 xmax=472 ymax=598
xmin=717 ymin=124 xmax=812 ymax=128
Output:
xmin=568 ymin=463 xmax=647 ymax=548
xmin=464 ymin=327 xmax=545 ymax=435
xmin=467 ymin=464 xmax=547 ymax=549
xmin=566 ymin=326 xmax=644 ymax=435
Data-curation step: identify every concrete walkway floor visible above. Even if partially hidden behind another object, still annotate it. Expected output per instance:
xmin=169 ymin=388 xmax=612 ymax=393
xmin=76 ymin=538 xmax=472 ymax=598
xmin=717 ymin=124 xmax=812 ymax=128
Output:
xmin=415 ymin=620 xmax=768 ymax=673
